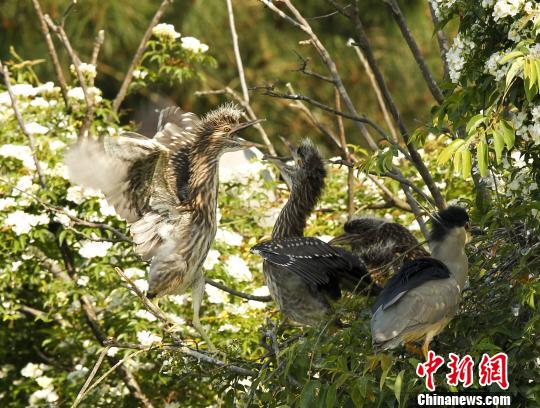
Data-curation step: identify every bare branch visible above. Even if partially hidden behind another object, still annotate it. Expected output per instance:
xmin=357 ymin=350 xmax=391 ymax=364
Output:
xmin=112 ymin=0 xmax=174 ymax=112
xmin=30 ymin=0 xmax=69 ymax=107
xmin=91 ymin=30 xmax=105 ymax=68
xmin=349 ymin=42 xmax=399 ymax=142
xmin=427 ymin=1 xmax=450 ymax=78
xmin=205 ymin=278 xmax=272 ymax=302
xmin=226 ymin=0 xmax=250 ymax=102
xmin=0 ymin=62 xmax=46 ymax=187
xmin=293 ymin=52 xmax=335 ymax=83
xmin=329 ymin=0 xmax=445 ymax=210
xmin=382 ymin=0 xmax=444 ymax=104
xmin=103 ymin=340 xmax=256 ymax=377
xmin=72 ymin=347 xmax=110 ymax=408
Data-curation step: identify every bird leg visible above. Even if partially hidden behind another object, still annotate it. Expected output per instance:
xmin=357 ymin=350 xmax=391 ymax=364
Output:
xmin=422 ymin=334 xmax=435 ymax=361
xmin=191 ymin=277 xmax=217 ymax=353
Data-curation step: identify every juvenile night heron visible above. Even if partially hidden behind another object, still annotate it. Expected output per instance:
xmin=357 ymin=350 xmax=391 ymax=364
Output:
xmin=330 ymin=216 xmax=430 ymax=282
xmin=370 ymin=206 xmax=470 ymax=359
xmin=251 ymin=139 xmax=377 ymax=326
xmin=65 ymin=103 xmax=261 ymax=350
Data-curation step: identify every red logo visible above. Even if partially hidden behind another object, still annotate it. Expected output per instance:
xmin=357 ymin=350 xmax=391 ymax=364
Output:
xmin=478 ymin=352 xmax=509 ymax=390
xmin=416 ymin=350 xmax=445 ymax=391
xmin=446 ymin=353 xmax=474 ymax=387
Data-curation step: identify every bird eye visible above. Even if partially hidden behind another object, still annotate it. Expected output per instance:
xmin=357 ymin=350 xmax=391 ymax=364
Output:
xmin=223 ymin=125 xmax=231 ymax=133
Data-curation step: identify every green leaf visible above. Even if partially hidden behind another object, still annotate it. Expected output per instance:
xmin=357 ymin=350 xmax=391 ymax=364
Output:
xmin=438 ymin=139 xmax=465 ymax=165
xmin=535 ymin=60 xmax=540 ymax=89
xmin=325 ymin=384 xmax=337 ymax=407
xmin=394 ymin=370 xmax=405 ymax=405
xmin=506 ymin=57 xmax=523 ymax=88
xmin=477 ymin=139 xmax=489 ymax=177
xmin=379 ymin=354 xmax=393 ymax=390
xmin=499 ymin=50 xmax=524 ymax=64
xmin=493 ymin=129 xmax=505 ymax=164
xmin=462 ymin=149 xmax=472 ymax=179
xmin=453 ymin=145 xmax=462 ymax=173
xmin=466 ymin=114 xmax=486 ymax=134
xmin=499 ymin=120 xmax=515 ymax=149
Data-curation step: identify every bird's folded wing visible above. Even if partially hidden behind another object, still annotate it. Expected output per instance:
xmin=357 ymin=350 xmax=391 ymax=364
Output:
xmin=371 ymin=279 xmax=460 ymax=344
xmin=371 ymin=257 xmax=450 ymax=313
xmin=343 ymin=216 xmax=385 ymax=235
xmin=251 ymin=237 xmax=349 ymax=287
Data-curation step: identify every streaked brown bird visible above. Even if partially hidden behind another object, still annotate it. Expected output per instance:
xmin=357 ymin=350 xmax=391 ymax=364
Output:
xmin=329 ymin=216 xmax=430 ymax=283
xmin=65 ymin=103 xmax=261 ymax=350
xmin=251 ymin=139 xmax=377 ymax=326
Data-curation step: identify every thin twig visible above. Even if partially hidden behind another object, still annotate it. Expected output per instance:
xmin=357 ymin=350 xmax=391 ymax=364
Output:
xmin=104 ymin=340 xmax=257 ymax=377
xmin=226 ymin=0 xmax=249 ymax=102
xmin=349 ymin=42 xmax=399 ymax=142
xmin=112 ymin=0 xmax=174 ymax=112
xmin=0 ymin=62 xmax=46 ymax=187
xmin=72 ymin=347 xmax=110 ymax=408
xmin=30 ymin=0 xmax=69 ymax=107
xmin=427 ymin=1 xmax=450 ymax=78
xmin=91 ymin=30 xmax=105 ymax=68
xmin=382 ymin=0 xmax=444 ymax=104
xmin=205 ymin=278 xmax=272 ymax=302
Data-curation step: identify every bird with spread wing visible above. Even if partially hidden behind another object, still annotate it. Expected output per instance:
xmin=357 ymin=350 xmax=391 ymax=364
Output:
xmin=65 ymin=103 xmax=261 ymax=351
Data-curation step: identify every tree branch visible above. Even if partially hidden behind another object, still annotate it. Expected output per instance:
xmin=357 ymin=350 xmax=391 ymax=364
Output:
xmin=382 ymin=0 xmax=444 ymax=104
xmin=427 ymin=1 xmax=450 ymax=78
xmin=112 ymin=0 xmax=174 ymax=112
xmin=205 ymin=278 xmax=272 ymax=302
xmin=0 ymin=62 xmax=46 ymax=187
xmin=30 ymin=0 xmax=69 ymax=107
xmin=226 ymin=0 xmax=249 ymax=102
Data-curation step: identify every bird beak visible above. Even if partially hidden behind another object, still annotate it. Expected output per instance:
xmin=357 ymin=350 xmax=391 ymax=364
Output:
xmin=278 ymin=136 xmax=299 ymax=161
xmin=228 ymin=119 xmax=266 ymax=149
xmin=262 ymin=154 xmax=292 ymax=171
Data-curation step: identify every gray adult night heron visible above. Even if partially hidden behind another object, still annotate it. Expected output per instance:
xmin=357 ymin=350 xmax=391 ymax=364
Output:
xmin=251 ymin=139 xmax=378 ymax=326
xmin=65 ymin=103 xmax=261 ymax=350
xmin=329 ymin=216 xmax=430 ymax=283
xmin=370 ymin=206 xmax=470 ymax=359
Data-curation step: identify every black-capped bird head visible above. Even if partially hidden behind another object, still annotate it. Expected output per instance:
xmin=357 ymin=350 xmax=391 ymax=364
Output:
xmin=265 ymin=138 xmax=326 ymax=191
xmin=430 ymin=206 xmax=470 ymax=246
xmin=199 ymin=103 xmax=263 ymax=154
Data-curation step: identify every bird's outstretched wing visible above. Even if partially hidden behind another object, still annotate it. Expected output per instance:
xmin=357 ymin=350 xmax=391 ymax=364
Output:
xmin=65 ymin=106 xmax=200 ymax=222
xmin=371 ymin=257 xmax=450 ymax=313
xmin=251 ymin=237 xmax=370 ymax=291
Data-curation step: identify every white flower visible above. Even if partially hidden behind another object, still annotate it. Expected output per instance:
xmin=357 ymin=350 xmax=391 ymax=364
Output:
xmin=133 ymin=69 xmax=148 ymax=80
xmin=181 ymin=36 xmax=209 ymax=53
xmin=21 ymin=363 xmax=43 ymax=378
xmin=152 ymin=23 xmax=180 ymax=40
xmin=134 ymin=279 xmax=149 ymax=292
xmin=446 ymin=33 xmax=474 ymax=83
xmin=98 ymin=198 xmax=117 ymax=216
xmin=124 ymin=267 xmax=146 ymax=279
xmin=482 ymin=0 xmax=495 ymax=7
xmin=76 ymin=276 xmax=90 ymax=286
xmin=11 ymin=84 xmax=37 ymax=97
xmin=164 ymin=403 xmax=181 ymax=408
xmin=493 ymin=0 xmax=525 ymax=21
xmin=203 ymin=249 xmax=220 ymax=270
xmin=4 ymin=211 xmax=49 ymax=235
xmin=49 ymin=140 xmax=66 ymax=151
xmin=238 ymin=378 xmax=252 ymax=388
xmin=53 ymin=209 xmax=76 ymax=227
xmin=137 ymin=330 xmax=162 ymax=346
xmin=25 ymin=122 xmax=49 ymax=135
xmin=135 ymin=309 xmax=157 ymax=322
xmin=29 ymin=97 xmax=49 ymax=108
xmin=0 ymin=197 xmax=17 ymax=211
xmin=0 ymin=144 xmax=36 ymax=169
xmin=225 ymin=255 xmax=252 ymax=281
xmin=35 ymin=82 xmax=55 ymax=94
xmin=36 ymin=376 xmax=53 ymax=388
xmin=67 ymin=86 xmax=102 ymax=103
xmin=78 ymin=241 xmax=112 ymax=258
xmin=215 ymin=228 xmax=243 ymax=246
xmin=66 ymin=185 xmax=101 ymax=204
xmin=29 ymin=387 xmax=59 ymax=405
xmin=107 ymin=347 xmax=119 ymax=357
xmin=247 ymin=286 xmax=270 ymax=310
xmin=170 ymin=294 xmax=189 ymax=305
xmin=218 ymin=323 xmax=240 ymax=333
xmin=205 ymin=284 xmax=229 ymax=304
xmin=70 ymin=63 xmax=97 ymax=80
xmin=484 ymin=51 xmax=508 ymax=81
